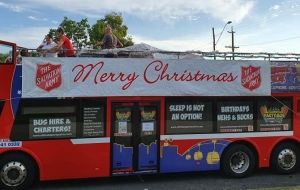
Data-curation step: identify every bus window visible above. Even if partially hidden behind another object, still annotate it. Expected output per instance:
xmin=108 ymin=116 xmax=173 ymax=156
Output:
xmin=22 ymin=106 xmax=76 ymax=114
xmin=11 ymin=98 xmax=106 ymax=140
xmin=11 ymin=99 xmax=78 ymax=140
xmin=0 ymin=43 xmax=13 ymax=64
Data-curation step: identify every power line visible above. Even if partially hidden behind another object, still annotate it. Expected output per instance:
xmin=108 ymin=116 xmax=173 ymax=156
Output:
xmin=239 ymin=35 xmax=300 ymax=47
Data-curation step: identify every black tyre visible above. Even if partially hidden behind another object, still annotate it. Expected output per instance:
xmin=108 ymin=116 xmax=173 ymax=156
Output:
xmin=0 ymin=153 xmax=37 ymax=190
xmin=221 ymin=144 xmax=256 ymax=178
xmin=271 ymin=143 xmax=300 ymax=174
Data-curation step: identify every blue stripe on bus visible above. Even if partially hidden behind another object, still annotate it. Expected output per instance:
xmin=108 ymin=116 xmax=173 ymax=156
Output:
xmin=11 ymin=65 xmax=22 ymax=116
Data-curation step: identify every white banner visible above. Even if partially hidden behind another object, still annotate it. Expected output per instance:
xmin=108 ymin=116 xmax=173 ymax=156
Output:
xmin=22 ymin=57 xmax=271 ymax=97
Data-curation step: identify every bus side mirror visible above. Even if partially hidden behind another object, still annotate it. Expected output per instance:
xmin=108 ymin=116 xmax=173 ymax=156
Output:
xmin=0 ymin=43 xmax=14 ymax=65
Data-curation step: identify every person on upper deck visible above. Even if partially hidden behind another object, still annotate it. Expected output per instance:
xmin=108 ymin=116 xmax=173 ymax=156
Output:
xmin=37 ymin=34 xmax=57 ymax=57
xmin=50 ymin=27 xmax=75 ymax=57
xmin=100 ymin=25 xmax=123 ymax=49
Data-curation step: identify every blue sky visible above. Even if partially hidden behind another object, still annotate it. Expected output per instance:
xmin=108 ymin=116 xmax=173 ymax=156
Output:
xmin=1 ymin=0 xmax=300 ymax=53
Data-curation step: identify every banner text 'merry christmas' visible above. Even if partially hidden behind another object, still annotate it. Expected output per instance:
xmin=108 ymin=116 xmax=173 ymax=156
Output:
xmin=72 ymin=60 xmax=238 ymax=90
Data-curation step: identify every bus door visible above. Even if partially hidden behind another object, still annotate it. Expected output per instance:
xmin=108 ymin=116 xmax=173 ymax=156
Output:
xmin=112 ymin=101 xmax=159 ymax=174
xmin=0 ymin=41 xmax=17 ymax=137
xmin=0 ymin=40 xmax=16 ymax=100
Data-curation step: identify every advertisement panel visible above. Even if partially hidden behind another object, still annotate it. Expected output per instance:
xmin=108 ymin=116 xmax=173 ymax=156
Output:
xmin=217 ymin=101 xmax=254 ymax=133
xmin=82 ymin=106 xmax=104 ymax=137
xmin=257 ymin=98 xmax=292 ymax=131
xmin=271 ymin=62 xmax=300 ymax=92
xmin=166 ymin=101 xmax=213 ymax=134
xmin=140 ymin=108 xmax=156 ymax=136
xmin=114 ymin=107 xmax=132 ymax=136
xmin=29 ymin=117 xmax=76 ymax=139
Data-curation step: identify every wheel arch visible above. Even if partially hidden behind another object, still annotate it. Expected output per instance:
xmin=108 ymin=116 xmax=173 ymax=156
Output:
xmin=269 ymin=138 xmax=300 ymax=166
xmin=221 ymin=140 xmax=259 ymax=169
xmin=0 ymin=149 xmax=41 ymax=180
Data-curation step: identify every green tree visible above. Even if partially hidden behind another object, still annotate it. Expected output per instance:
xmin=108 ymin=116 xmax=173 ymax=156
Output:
xmin=48 ymin=29 xmax=57 ymax=42
xmin=49 ymin=17 xmax=90 ymax=49
xmin=49 ymin=13 xmax=133 ymax=49
xmin=0 ymin=54 xmax=7 ymax=63
xmin=89 ymin=12 xmax=134 ymax=49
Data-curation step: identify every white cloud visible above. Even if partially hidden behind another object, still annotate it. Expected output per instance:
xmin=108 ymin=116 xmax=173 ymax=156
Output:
xmin=267 ymin=1 xmax=300 ymax=18
xmin=0 ymin=26 xmax=54 ymax=48
xmin=19 ymin=0 xmax=255 ymax=23
xmin=28 ymin=15 xmax=48 ymax=21
xmin=271 ymin=13 xmax=279 ymax=18
xmin=28 ymin=15 xmax=38 ymax=20
xmin=261 ymin=1 xmax=300 ymax=28
xmin=0 ymin=2 xmax=26 ymax=12
xmin=270 ymin=4 xmax=280 ymax=10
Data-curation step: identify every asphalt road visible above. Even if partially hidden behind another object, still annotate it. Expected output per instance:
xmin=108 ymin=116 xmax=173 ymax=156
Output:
xmin=32 ymin=169 xmax=300 ymax=190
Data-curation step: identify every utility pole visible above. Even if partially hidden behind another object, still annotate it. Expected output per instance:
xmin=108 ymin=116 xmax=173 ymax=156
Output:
xmin=225 ymin=26 xmax=239 ymax=60
xmin=212 ymin=27 xmax=216 ymax=60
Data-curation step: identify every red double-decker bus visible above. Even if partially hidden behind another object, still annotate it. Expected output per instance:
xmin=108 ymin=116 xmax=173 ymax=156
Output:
xmin=0 ymin=39 xmax=300 ymax=189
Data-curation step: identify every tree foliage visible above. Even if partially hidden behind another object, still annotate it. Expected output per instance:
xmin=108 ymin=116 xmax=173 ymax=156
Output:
xmin=89 ymin=12 xmax=134 ymax=48
xmin=0 ymin=54 xmax=7 ymax=63
xmin=48 ymin=13 xmax=133 ymax=49
xmin=52 ymin=17 xmax=90 ymax=49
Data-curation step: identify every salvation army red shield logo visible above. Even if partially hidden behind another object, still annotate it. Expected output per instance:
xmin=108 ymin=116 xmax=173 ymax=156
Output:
xmin=36 ymin=63 xmax=62 ymax=92
xmin=241 ymin=66 xmax=261 ymax=91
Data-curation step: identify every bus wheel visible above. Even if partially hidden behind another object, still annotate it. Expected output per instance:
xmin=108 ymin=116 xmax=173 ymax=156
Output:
xmin=0 ymin=153 xmax=37 ymax=190
xmin=271 ymin=143 xmax=300 ymax=174
xmin=221 ymin=144 xmax=256 ymax=178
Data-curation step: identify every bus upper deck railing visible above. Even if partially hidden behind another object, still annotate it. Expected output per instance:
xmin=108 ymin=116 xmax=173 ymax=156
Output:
xmin=17 ymin=47 xmax=300 ymax=61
